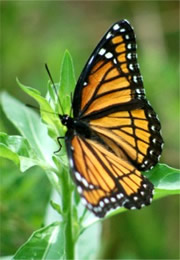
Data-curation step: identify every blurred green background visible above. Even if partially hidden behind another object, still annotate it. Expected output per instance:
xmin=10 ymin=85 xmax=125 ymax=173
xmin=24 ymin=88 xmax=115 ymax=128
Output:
xmin=0 ymin=1 xmax=179 ymax=259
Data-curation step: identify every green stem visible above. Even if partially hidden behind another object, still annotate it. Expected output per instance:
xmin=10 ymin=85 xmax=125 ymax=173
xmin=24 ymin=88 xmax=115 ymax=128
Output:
xmin=61 ymin=168 xmax=74 ymax=260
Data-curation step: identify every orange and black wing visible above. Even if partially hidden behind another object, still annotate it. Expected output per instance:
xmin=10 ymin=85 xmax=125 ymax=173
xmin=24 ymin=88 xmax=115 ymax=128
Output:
xmin=66 ymin=132 xmax=153 ymax=218
xmin=89 ymin=106 xmax=163 ymax=172
xmin=72 ymin=19 xmax=163 ymax=171
xmin=73 ymin=19 xmax=145 ymax=118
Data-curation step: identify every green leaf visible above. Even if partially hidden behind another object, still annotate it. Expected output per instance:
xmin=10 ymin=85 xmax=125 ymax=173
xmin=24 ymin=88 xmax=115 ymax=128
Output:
xmin=0 ymin=132 xmax=36 ymax=158
xmin=0 ymin=143 xmax=20 ymax=167
xmin=146 ymin=164 xmax=180 ymax=199
xmin=0 ymin=132 xmax=42 ymax=172
xmin=16 ymin=78 xmax=63 ymax=139
xmin=59 ymin=50 xmax=76 ymax=114
xmin=0 ymin=92 xmax=64 ymax=191
xmin=50 ymin=200 xmax=62 ymax=215
xmin=0 ymin=92 xmax=57 ymax=167
xmin=13 ymin=222 xmax=65 ymax=260
xmin=146 ymin=163 xmax=180 ymax=191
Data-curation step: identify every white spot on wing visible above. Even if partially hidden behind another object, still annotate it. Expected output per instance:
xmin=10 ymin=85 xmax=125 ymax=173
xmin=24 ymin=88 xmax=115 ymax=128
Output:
xmin=94 ymin=206 xmax=101 ymax=212
xmin=88 ymin=56 xmax=94 ymax=65
xmin=136 ymin=89 xmax=141 ymax=94
xmin=87 ymin=203 xmax=93 ymax=209
xmin=120 ymin=28 xmax=125 ymax=33
xmin=158 ymin=155 xmax=161 ymax=160
xmin=106 ymin=31 xmax=112 ymax=39
xmin=133 ymin=196 xmax=138 ymax=201
xmin=133 ymin=76 xmax=138 ymax=83
xmin=127 ymin=53 xmax=132 ymax=59
xmin=110 ymin=197 xmax=116 ymax=202
xmin=113 ymin=24 xmax=120 ymax=30
xmin=99 ymin=48 xmax=106 ymax=56
xmin=113 ymin=58 xmax=117 ymax=64
xmin=69 ymin=158 xmax=74 ymax=167
xmin=104 ymin=198 xmax=109 ymax=204
xmin=117 ymin=193 xmax=123 ymax=199
xmin=129 ymin=64 xmax=134 ymax=70
xmin=149 ymin=150 xmax=154 ymax=155
xmin=99 ymin=201 xmax=104 ymax=207
xmin=82 ymin=178 xmax=88 ymax=187
xmin=131 ymin=206 xmax=136 ymax=210
xmin=152 ymin=138 xmax=156 ymax=144
xmin=105 ymin=52 xmax=113 ymax=59
xmin=75 ymin=172 xmax=82 ymax=181
xmin=77 ymin=186 xmax=83 ymax=194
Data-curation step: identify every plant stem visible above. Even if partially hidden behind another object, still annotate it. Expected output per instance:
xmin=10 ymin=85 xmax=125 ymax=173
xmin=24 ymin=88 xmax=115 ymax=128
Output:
xmin=61 ymin=168 xmax=74 ymax=259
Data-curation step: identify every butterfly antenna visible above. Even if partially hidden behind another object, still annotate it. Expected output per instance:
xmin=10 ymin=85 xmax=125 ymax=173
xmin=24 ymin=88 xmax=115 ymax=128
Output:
xmin=26 ymin=104 xmax=58 ymax=115
xmin=45 ymin=63 xmax=64 ymax=115
xmin=26 ymin=104 xmax=40 ymax=111
xmin=69 ymin=92 xmax=73 ymax=116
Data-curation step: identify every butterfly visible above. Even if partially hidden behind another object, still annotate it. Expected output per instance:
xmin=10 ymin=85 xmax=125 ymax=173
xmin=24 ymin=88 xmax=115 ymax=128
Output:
xmin=58 ymin=19 xmax=163 ymax=217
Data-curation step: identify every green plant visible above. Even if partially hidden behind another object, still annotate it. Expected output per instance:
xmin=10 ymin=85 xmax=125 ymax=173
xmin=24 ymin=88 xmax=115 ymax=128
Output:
xmin=0 ymin=51 xmax=179 ymax=259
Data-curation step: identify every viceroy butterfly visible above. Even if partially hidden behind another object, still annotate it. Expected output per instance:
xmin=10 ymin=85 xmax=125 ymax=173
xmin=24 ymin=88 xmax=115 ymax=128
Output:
xmin=58 ymin=19 xmax=163 ymax=217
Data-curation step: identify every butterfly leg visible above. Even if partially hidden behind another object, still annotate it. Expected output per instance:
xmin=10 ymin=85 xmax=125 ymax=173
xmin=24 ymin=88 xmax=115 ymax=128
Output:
xmin=54 ymin=136 xmax=64 ymax=154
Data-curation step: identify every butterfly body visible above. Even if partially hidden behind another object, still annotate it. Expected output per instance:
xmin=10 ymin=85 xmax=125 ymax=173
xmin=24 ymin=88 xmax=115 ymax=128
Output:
xmin=60 ymin=115 xmax=92 ymax=138
xmin=59 ymin=20 xmax=163 ymax=217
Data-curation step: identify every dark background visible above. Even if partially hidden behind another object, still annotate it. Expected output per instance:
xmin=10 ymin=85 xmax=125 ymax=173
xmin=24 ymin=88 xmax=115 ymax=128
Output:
xmin=1 ymin=1 xmax=179 ymax=259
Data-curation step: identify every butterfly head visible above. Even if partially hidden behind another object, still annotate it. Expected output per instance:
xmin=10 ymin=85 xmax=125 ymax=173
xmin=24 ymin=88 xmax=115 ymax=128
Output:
xmin=59 ymin=114 xmax=74 ymax=128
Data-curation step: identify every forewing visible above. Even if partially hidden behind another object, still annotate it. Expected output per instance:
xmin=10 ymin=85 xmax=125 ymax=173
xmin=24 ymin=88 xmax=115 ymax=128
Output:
xmin=73 ymin=19 xmax=144 ymax=118
xmin=66 ymin=131 xmax=153 ymax=218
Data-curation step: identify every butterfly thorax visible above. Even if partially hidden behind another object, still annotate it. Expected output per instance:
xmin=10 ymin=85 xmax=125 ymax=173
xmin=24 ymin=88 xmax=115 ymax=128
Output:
xmin=59 ymin=114 xmax=92 ymax=138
